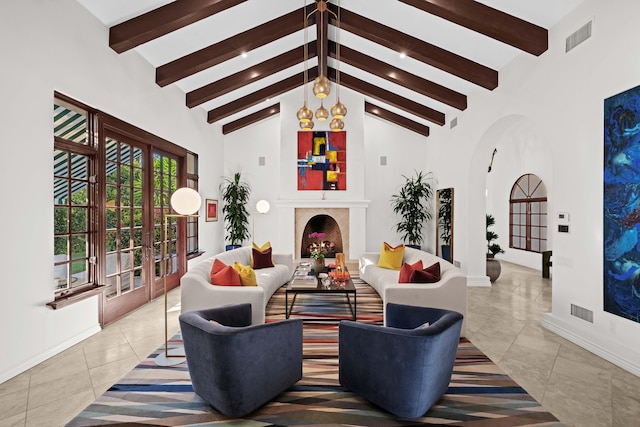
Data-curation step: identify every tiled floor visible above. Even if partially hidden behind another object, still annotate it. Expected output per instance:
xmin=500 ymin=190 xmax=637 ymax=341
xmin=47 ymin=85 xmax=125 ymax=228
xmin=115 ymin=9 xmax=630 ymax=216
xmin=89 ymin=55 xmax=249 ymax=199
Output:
xmin=1 ymin=261 xmax=639 ymax=426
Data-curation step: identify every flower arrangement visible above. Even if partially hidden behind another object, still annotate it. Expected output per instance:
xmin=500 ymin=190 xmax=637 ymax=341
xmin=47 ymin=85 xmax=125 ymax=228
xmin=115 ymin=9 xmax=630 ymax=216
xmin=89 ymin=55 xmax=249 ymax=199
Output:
xmin=308 ymin=232 xmax=327 ymax=260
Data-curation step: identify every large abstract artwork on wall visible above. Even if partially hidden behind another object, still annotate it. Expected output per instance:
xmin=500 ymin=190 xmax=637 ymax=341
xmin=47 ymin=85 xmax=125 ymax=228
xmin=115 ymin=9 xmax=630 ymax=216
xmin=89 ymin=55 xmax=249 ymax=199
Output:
xmin=298 ymin=131 xmax=346 ymax=191
xmin=603 ymin=84 xmax=640 ymax=323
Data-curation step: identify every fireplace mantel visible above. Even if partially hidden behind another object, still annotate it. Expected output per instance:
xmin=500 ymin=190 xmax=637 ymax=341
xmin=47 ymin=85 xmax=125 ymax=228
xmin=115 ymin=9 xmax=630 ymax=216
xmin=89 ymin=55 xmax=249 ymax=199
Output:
xmin=275 ymin=199 xmax=370 ymax=208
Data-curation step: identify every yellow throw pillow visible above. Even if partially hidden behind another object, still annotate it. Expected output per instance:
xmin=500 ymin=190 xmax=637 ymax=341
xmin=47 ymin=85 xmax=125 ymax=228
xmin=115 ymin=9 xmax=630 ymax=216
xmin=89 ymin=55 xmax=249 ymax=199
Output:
xmin=233 ymin=262 xmax=258 ymax=286
xmin=252 ymin=241 xmax=271 ymax=251
xmin=377 ymin=242 xmax=405 ymax=270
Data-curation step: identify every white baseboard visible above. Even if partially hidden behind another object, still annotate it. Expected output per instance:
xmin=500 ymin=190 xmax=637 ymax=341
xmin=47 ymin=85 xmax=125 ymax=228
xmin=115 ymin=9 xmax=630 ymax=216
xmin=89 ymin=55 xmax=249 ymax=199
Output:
xmin=542 ymin=313 xmax=640 ymax=377
xmin=0 ymin=324 xmax=102 ymax=384
xmin=467 ymin=275 xmax=491 ymax=287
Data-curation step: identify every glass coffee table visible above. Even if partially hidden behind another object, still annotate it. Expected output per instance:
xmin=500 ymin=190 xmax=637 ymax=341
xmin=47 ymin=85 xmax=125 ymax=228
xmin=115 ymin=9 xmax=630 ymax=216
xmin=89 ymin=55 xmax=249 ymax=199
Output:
xmin=285 ymin=266 xmax=356 ymax=321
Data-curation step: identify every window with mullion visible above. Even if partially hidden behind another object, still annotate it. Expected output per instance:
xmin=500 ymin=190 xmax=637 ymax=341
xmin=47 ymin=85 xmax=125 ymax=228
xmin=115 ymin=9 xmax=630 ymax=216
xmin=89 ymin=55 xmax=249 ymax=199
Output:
xmin=53 ymin=98 xmax=96 ymax=294
xmin=509 ymin=174 xmax=548 ymax=253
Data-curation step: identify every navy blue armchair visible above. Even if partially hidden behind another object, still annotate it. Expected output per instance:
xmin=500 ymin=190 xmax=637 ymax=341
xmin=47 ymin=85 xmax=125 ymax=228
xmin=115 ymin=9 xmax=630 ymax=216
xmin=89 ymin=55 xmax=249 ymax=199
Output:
xmin=339 ymin=303 xmax=463 ymax=419
xmin=179 ymin=303 xmax=303 ymax=417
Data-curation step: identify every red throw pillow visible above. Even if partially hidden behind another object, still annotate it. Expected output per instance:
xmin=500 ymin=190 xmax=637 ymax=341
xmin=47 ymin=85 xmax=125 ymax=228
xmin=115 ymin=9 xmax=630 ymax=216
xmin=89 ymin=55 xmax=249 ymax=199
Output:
xmin=252 ymin=246 xmax=274 ymax=269
xmin=399 ymin=260 xmax=424 ymax=283
xmin=409 ymin=262 xmax=441 ymax=283
xmin=211 ymin=264 xmax=242 ymax=286
xmin=209 ymin=258 xmax=227 ymax=283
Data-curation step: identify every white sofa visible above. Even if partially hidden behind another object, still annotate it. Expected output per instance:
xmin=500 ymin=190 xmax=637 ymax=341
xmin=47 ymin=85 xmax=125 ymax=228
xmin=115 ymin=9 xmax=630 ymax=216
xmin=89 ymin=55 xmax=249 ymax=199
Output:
xmin=181 ymin=246 xmax=293 ymax=324
xmin=359 ymin=246 xmax=467 ymax=336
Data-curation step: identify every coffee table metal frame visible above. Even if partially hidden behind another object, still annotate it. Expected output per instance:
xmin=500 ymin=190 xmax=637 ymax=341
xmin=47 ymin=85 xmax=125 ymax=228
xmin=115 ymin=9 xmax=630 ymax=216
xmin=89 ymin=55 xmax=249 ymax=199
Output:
xmin=285 ymin=273 xmax=356 ymax=321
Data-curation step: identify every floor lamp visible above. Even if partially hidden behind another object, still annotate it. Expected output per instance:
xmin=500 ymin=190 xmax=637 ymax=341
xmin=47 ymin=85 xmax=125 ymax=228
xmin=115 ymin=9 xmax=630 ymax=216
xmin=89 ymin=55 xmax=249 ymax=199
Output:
xmin=252 ymin=199 xmax=270 ymax=240
xmin=154 ymin=187 xmax=202 ymax=367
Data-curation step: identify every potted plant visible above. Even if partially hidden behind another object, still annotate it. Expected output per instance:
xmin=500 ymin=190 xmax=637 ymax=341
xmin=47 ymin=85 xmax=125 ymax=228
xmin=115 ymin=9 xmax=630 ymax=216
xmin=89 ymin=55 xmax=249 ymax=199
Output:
xmin=308 ymin=231 xmax=327 ymax=272
xmin=486 ymin=214 xmax=505 ymax=282
xmin=438 ymin=188 xmax=453 ymax=262
xmin=391 ymin=171 xmax=435 ymax=249
xmin=220 ymin=172 xmax=251 ymax=250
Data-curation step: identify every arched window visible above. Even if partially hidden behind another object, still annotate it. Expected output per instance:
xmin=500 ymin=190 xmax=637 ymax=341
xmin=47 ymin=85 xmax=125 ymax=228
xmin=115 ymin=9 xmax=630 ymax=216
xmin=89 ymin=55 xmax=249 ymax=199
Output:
xmin=509 ymin=174 xmax=547 ymax=253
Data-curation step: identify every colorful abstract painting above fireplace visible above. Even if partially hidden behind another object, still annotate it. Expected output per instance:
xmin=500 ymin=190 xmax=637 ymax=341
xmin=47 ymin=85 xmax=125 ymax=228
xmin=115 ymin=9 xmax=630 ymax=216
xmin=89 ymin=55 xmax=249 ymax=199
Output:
xmin=297 ymin=131 xmax=346 ymax=190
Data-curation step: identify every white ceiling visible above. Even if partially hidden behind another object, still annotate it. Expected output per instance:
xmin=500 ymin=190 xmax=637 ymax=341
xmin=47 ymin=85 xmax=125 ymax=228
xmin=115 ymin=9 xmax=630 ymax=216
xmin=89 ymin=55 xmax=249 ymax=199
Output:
xmin=76 ymin=0 xmax=585 ymax=130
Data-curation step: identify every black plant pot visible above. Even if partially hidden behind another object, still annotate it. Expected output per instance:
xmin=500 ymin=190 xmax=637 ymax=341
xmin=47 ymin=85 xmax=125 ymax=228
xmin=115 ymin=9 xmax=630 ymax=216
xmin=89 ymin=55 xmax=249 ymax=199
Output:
xmin=406 ymin=244 xmax=421 ymax=250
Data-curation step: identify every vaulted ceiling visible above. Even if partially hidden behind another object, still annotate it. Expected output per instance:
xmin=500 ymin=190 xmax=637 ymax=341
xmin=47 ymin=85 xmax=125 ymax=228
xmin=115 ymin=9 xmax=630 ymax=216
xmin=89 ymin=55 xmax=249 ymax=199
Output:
xmin=77 ymin=0 xmax=584 ymax=136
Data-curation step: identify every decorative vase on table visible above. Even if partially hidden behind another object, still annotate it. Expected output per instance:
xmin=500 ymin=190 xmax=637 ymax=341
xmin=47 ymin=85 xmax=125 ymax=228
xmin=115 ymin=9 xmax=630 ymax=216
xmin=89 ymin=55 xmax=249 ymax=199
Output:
xmin=312 ymin=256 xmax=325 ymax=273
xmin=308 ymin=231 xmax=327 ymax=273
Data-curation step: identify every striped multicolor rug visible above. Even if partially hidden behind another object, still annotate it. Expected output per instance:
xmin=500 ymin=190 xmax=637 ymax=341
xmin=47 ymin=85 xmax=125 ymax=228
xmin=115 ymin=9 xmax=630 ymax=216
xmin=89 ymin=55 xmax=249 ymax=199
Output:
xmin=68 ymin=278 xmax=564 ymax=426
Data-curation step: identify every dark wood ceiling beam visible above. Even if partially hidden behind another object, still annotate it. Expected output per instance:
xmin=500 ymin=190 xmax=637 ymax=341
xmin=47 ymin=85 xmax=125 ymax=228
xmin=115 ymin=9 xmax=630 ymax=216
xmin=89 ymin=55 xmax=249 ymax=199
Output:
xmin=208 ymin=68 xmax=319 ymax=123
xmin=109 ymin=0 xmax=247 ymax=54
xmin=399 ymin=0 xmax=548 ymax=56
xmin=328 ymin=41 xmax=466 ymax=110
xmin=327 ymin=4 xmax=497 ymax=90
xmin=222 ymin=103 xmax=280 ymax=134
xmin=365 ymin=102 xmax=430 ymax=137
xmin=315 ymin=4 xmax=329 ymax=76
xmin=187 ymin=42 xmax=317 ymax=108
xmin=156 ymin=5 xmax=316 ymax=87
xmin=328 ymin=67 xmax=445 ymax=125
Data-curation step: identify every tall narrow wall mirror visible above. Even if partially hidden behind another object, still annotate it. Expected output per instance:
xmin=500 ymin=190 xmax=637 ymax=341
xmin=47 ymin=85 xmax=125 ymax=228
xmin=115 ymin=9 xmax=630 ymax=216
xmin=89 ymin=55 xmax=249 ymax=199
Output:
xmin=436 ymin=188 xmax=454 ymax=263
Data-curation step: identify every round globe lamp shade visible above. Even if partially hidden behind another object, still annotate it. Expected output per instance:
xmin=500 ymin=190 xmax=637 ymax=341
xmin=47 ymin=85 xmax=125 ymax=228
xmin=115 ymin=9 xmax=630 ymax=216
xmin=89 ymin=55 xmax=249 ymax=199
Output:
xmin=313 ymin=75 xmax=331 ymax=98
xmin=331 ymin=100 xmax=347 ymax=119
xmin=315 ymin=104 xmax=329 ymax=121
xmin=330 ymin=117 xmax=344 ymax=131
xmin=300 ymin=119 xmax=314 ymax=131
xmin=297 ymin=105 xmax=313 ymax=123
xmin=256 ymin=200 xmax=270 ymax=214
xmin=170 ymin=187 xmax=202 ymax=215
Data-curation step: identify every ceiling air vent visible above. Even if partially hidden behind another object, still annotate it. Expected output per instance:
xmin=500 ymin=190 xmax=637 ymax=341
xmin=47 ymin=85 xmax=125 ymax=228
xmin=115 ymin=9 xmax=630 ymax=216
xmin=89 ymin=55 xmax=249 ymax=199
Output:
xmin=450 ymin=117 xmax=458 ymax=129
xmin=570 ymin=303 xmax=593 ymax=323
xmin=566 ymin=20 xmax=592 ymax=53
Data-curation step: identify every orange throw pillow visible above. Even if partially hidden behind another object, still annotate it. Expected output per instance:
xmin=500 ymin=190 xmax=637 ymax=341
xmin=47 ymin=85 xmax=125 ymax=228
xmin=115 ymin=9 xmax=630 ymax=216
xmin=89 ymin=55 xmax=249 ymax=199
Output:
xmin=209 ymin=258 xmax=227 ymax=283
xmin=210 ymin=264 xmax=242 ymax=286
xmin=399 ymin=260 xmax=424 ymax=283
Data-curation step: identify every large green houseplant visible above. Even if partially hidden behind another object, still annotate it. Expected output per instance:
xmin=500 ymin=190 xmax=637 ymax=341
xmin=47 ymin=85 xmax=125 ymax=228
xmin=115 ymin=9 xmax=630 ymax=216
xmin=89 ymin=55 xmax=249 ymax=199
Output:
xmin=486 ymin=214 xmax=504 ymax=282
xmin=220 ymin=172 xmax=251 ymax=250
xmin=391 ymin=171 xmax=435 ymax=249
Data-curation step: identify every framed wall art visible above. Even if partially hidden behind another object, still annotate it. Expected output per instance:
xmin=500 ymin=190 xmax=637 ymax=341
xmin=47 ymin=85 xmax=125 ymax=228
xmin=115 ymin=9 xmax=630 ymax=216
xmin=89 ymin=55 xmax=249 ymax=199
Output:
xmin=603 ymin=83 xmax=640 ymax=323
xmin=205 ymin=199 xmax=218 ymax=222
xmin=297 ymin=131 xmax=346 ymax=191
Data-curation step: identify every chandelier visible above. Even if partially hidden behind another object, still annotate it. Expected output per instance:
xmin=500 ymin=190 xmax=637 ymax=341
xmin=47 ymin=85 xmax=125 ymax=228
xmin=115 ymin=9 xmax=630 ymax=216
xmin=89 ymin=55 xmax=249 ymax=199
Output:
xmin=297 ymin=0 xmax=347 ymax=131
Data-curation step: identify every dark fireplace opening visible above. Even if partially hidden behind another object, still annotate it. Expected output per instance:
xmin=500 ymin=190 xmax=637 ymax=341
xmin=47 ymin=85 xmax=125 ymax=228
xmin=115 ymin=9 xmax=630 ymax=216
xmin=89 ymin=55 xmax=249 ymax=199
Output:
xmin=300 ymin=214 xmax=343 ymax=258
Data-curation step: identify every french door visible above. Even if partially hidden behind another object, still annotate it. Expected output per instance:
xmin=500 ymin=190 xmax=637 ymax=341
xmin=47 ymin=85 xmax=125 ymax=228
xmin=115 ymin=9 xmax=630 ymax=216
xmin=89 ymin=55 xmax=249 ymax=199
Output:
xmin=101 ymin=131 xmax=185 ymax=324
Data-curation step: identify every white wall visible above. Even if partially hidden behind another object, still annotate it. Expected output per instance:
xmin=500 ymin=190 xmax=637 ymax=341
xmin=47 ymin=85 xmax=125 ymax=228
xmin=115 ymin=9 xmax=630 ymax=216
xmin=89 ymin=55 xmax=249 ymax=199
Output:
xmin=427 ymin=0 xmax=640 ymax=374
xmin=0 ymin=0 xmax=221 ymax=383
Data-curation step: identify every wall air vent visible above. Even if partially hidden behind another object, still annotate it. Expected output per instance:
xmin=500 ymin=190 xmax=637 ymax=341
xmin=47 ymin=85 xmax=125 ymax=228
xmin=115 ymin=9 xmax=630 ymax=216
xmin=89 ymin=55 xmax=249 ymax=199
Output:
xmin=570 ymin=304 xmax=593 ymax=323
xmin=566 ymin=20 xmax=592 ymax=53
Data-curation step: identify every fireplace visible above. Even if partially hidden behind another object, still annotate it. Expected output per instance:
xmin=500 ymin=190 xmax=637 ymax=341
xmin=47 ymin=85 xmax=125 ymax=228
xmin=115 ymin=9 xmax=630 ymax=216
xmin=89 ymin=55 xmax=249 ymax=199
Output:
xmin=275 ymin=200 xmax=370 ymax=261
xmin=297 ymin=210 xmax=347 ymax=259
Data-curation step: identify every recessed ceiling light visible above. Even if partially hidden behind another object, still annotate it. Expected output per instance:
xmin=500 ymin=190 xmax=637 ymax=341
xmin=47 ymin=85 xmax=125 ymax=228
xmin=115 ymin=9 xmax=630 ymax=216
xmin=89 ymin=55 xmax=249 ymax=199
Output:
xmin=241 ymin=52 xmax=248 ymax=58
xmin=399 ymin=52 xmax=406 ymax=59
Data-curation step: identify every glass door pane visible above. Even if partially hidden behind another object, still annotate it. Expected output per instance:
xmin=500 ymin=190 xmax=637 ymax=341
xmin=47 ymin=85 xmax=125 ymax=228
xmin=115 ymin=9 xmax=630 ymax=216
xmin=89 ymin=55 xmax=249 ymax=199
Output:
xmin=103 ymin=135 xmax=150 ymax=324
xmin=153 ymin=152 xmax=181 ymax=297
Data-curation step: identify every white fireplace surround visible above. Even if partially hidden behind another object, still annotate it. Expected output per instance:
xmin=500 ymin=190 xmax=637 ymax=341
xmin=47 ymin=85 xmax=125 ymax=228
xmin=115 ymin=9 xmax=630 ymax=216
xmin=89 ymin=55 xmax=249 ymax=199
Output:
xmin=275 ymin=200 xmax=370 ymax=261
